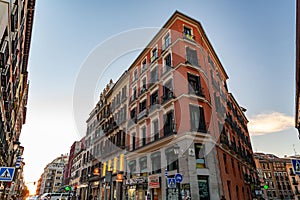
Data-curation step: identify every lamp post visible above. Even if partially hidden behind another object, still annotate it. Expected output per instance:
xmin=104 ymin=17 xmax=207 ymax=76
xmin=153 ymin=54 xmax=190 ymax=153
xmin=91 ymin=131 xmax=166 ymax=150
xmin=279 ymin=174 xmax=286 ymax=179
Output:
xmin=87 ymin=173 xmax=91 ymax=200
xmin=173 ymin=144 xmax=181 ymax=200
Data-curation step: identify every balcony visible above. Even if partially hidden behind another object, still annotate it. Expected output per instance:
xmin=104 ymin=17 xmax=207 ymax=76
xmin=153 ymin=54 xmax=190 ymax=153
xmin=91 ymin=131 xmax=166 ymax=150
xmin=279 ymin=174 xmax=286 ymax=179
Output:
xmin=183 ymin=33 xmax=195 ymax=42
xmin=293 ymin=180 xmax=298 ymax=185
xmin=128 ymin=117 xmax=137 ymax=127
xmin=150 ymin=55 xmax=158 ymax=63
xmin=137 ymin=109 xmax=148 ymax=121
xmin=161 ymin=65 xmax=172 ymax=76
xmin=130 ymin=95 xmax=137 ymax=104
xmin=0 ymin=40 xmax=9 ymax=68
xmin=162 ymin=41 xmax=171 ymax=53
xmin=140 ymin=86 xmax=147 ymax=95
xmin=161 ymin=91 xmax=175 ymax=104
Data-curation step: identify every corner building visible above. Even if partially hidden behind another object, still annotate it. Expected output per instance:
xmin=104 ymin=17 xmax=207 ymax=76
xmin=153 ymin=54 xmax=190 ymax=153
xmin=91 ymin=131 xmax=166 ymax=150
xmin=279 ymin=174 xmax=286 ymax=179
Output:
xmin=124 ymin=11 xmax=258 ymax=200
xmin=83 ymin=11 xmax=259 ymax=200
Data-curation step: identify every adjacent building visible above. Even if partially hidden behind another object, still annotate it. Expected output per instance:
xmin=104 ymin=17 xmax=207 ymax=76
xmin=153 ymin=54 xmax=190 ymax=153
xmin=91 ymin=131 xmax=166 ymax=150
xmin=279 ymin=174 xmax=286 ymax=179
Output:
xmin=254 ymin=152 xmax=300 ymax=200
xmin=0 ymin=0 xmax=35 ymax=197
xmin=296 ymin=0 xmax=300 ymax=138
xmin=37 ymin=155 xmax=68 ymax=195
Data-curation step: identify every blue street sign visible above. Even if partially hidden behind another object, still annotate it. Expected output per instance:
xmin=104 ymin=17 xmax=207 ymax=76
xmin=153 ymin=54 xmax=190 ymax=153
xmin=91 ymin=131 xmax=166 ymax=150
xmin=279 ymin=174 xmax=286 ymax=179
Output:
xmin=292 ymin=159 xmax=300 ymax=175
xmin=0 ymin=167 xmax=15 ymax=182
xmin=175 ymin=173 xmax=183 ymax=183
xmin=167 ymin=178 xmax=176 ymax=188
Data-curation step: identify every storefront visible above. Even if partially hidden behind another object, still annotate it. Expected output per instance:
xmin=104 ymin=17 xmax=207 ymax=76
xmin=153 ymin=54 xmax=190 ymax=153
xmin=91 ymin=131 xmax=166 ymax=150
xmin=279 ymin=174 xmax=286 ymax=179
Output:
xmin=148 ymin=174 xmax=161 ymax=200
xmin=125 ymin=177 xmax=148 ymax=200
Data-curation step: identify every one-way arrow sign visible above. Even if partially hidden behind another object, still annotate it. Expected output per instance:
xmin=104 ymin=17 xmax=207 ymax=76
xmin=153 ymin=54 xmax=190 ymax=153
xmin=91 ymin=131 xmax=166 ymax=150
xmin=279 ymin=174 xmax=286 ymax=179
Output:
xmin=0 ymin=167 xmax=15 ymax=182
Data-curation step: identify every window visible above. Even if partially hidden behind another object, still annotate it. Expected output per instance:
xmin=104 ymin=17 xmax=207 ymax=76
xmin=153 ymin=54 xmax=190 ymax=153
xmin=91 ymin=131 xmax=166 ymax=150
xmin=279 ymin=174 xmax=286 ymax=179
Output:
xmin=139 ymin=100 xmax=146 ymax=112
xmin=139 ymin=156 xmax=147 ymax=173
xmin=133 ymin=69 xmax=138 ymax=82
xmin=141 ymin=59 xmax=147 ymax=73
xmin=141 ymin=78 xmax=147 ymax=94
xmin=184 ymin=26 xmax=192 ymax=36
xmin=151 ymin=152 xmax=161 ymax=174
xmin=223 ymin=153 xmax=228 ymax=174
xmin=130 ymin=108 xmax=136 ymax=119
xmin=195 ymin=143 xmax=205 ymax=168
xmin=150 ymin=66 xmax=158 ymax=85
xmin=121 ymin=86 xmax=127 ymax=100
xmin=163 ymin=33 xmax=171 ymax=51
xmin=186 ymin=47 xmax=198 ymax=66
xmin=162 ymin=79 xmax=174 ymax=102
xmin=128 ymin=160 xmax=136 ymax=177
xmin=153 ymin=119 xmax=159 ymax=141
xmin=132 ymin=133 xmax=136 ymax=151
xmin=132 ymin=87 xmax=137 ymax=101
xmin=151 ymin=48 xmax=158 ymax=63
xmin=184 ymin=26 xmax=194 ymax=41
xmin=141 ymin=127 xmax=146 ymax=146
xmin=165 ymin=148 xmax=178 ymax=171
xmin=163 ymin=110 xmax=175 ymax=136
xmin=231 ymin=158 xmax=236 ymax=176
xmin=150 ymin=90 xmax=159 ymax=106
xmin=189 ymin=105 xmax=206 ymax=132
xmin=163 ymin=53 xmax=172 ymax=74
xmin=188 ymin=73 xmax=202 ymax=96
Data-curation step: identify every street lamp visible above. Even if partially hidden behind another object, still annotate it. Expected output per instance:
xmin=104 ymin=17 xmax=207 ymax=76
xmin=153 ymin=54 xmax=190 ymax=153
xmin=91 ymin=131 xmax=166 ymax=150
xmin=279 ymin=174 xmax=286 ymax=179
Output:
xmin=173 ymin=144 xmax=181 ymax=200
xmin=87 ymin=173 xmax=91 ymax=200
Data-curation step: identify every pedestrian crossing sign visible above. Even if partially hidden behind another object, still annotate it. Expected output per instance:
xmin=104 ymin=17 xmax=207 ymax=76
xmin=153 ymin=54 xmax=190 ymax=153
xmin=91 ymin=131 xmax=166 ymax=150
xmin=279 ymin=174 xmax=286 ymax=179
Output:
xmin=167 ymin=178 xmax=176 ymax=188
xmin=292 ymin=159 xmax=300 ymax=175
xmin=0 ymin=167 xmax=15 ymax=182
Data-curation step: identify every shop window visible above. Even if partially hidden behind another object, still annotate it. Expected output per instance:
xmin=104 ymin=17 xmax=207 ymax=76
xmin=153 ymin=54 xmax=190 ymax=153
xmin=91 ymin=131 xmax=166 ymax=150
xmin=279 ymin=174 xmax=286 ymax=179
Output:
xmin=139 ymin=156 xmax=147 ymax=173
xmin=195 ymin=143 xmax=205 ymax=168
xmin=198 ymin=176 xmax=210 ymax=200
xmin=128 ymin=160 xmax=136 ymax=178
xmin=151 ymin=152 xmax=161 ymax=174
xmin=165 ymin=147 xmax=178 ymax=171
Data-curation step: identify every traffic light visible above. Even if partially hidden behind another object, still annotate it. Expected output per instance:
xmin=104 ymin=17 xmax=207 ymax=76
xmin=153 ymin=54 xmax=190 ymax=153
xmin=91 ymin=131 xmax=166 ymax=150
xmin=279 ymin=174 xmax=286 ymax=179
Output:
xmin=65 ymin=186 xmax=71 ymax=192
xmin=263 ymin=184 xmax=269 ymax=190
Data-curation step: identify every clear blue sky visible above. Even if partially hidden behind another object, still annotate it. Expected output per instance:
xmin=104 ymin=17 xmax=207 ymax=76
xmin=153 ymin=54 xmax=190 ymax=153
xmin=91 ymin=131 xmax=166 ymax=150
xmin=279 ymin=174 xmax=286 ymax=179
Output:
xmin=20 ymin=0 xmax=297 ymax=183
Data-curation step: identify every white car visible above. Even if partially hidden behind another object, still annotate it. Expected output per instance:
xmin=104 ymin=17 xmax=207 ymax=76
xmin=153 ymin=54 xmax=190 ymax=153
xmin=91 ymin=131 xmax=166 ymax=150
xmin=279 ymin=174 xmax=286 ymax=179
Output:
xmin=27 ymin=196 xmax=38 ymax=200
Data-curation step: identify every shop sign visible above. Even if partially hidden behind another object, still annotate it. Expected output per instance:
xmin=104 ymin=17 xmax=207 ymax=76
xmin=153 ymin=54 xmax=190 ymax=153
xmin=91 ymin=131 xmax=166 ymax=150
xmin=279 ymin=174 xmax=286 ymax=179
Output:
xmin=148 ymin=174 xmax=160 ymax=189
xmin=125 ymin=177 xmax=147 ymax=185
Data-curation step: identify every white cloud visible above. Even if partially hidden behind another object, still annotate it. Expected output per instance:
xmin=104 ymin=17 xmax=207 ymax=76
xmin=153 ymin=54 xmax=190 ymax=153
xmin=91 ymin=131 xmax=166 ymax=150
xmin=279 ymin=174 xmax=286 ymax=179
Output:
xmin=248 ymin=112 xmax=294 ymax=136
